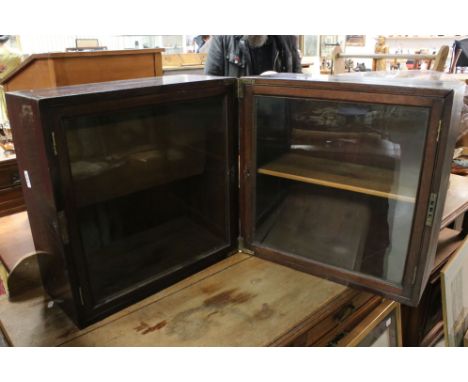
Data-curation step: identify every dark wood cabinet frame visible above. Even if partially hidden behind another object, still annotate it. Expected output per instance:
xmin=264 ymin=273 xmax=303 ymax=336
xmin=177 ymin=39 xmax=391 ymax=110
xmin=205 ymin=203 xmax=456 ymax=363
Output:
xmin=6 ymin=74 xmax=464 ymax=327
xmin=7 ymin=77 xmax=239 ymax=326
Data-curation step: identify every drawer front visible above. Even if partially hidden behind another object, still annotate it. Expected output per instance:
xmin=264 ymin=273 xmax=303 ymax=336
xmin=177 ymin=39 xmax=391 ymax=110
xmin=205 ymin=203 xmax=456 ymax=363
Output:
xmin=288 ymin=292 xmax=381 ymax=346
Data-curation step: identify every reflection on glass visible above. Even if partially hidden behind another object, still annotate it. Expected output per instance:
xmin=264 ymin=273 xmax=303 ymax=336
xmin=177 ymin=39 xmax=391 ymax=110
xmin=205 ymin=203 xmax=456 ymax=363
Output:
xmin=254 ymin=96 xmax=430 ymax=284
xmin=64 ymin=97 xmax=230 ymax=303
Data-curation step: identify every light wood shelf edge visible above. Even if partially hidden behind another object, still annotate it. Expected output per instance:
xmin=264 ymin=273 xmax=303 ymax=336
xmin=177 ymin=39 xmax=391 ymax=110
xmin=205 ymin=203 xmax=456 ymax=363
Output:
xmin=258 ymin=154 xmax=415 ymax=202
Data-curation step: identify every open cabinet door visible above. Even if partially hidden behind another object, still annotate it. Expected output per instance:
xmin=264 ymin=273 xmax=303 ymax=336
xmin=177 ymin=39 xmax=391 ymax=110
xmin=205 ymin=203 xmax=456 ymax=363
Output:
xmin=239 ymin=73 xmax=465 ymax=306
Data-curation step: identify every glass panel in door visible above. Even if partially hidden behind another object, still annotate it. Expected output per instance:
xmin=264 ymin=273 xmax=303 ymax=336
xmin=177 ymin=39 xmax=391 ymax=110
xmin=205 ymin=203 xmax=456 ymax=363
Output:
xmin=63 ymin=96 xmax=230 ymax=303
xmin=253 ymin=95 xmax=430 ymax=285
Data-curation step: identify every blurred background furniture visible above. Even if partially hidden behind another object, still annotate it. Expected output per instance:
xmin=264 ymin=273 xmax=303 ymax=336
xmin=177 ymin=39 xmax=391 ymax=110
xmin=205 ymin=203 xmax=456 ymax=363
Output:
xmin=162 ymin=53 xmax=206 ymax=75
xmin=449 ymin=38 xmax=468 ymax=74
xmin=1 ymin=48 xmax=164 ymax=92
xmin=331 ymin=45 xmax=449 ymax=74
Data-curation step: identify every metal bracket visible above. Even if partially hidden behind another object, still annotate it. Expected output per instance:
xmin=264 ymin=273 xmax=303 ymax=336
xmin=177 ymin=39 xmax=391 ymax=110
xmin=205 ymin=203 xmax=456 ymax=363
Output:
xmin=436 ymin=120 xmax=442 ymax=142
xmin=425 ymin=193 xmax=438 ymax=227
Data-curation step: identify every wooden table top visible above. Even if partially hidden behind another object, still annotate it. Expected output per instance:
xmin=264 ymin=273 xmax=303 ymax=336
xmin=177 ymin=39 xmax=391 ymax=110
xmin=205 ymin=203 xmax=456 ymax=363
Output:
xmin=0 ymin=49 xmax=166 ymax=86
xmin=0 ymin=211 xmax=34 ymax=272
xmin=0 ymin=252 xmax=351 ymax=346
xmin=0 ymin=174 xmax=466 ymax=346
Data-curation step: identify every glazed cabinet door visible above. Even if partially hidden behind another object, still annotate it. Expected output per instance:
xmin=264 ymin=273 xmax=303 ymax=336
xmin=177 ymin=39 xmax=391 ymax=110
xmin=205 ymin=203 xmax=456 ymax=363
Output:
xmin=240 ymin=75 xmax=463 ymax=306
xmin=11 ymin=77 xmax=238 ymax=325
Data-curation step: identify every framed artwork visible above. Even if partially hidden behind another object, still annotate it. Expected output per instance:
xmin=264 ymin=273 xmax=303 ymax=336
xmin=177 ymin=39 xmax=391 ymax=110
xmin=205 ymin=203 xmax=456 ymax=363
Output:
xmin=345 ymin=35 xmax=366 ymax=47
xmin=337 ymin=301 xmax=402 ymax=347
xmin=441 ymin=237 xmax=468 ymax=347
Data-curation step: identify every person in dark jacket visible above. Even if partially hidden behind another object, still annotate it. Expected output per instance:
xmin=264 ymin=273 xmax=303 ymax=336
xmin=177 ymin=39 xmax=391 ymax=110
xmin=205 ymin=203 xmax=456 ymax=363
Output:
xmin=204 ymin=35 xmax=302 ymax=77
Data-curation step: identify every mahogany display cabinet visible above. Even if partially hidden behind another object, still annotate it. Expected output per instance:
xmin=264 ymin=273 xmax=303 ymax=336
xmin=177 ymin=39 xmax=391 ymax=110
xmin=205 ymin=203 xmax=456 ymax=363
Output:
xmin=5 ymin=73 xmax=465 ymax=328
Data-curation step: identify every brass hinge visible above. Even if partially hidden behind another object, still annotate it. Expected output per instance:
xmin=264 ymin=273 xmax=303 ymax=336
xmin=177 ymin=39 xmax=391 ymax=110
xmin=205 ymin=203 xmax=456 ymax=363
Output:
xmin=237 ymin=236 xmax=254 ymax=255
xmin=425 ymin=192 xmax=438 ymax=227
xmin=78 ymin=286 xmax=85 ymax=306
xmin=57 ymin=210 xmax=70 ymax=245
xmin=436 ymin=120 xmax=442 ymax=142
xmin=412 ymin=267 xmax=418 ymax=285
xmin=51 ymin=131 xmax=58 ymax=156
xmin=236 ymin=79 xmax=255 ymax=98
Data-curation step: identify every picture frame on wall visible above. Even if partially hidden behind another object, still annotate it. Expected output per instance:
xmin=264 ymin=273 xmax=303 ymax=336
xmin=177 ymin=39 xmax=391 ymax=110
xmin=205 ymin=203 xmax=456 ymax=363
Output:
xmin=337 ymin=300 xmax=402 ymax=347
xmin=345 ymin=35 xmax=366 ymax=47
xmin=441 ymin=238 xmax=468 ymax=347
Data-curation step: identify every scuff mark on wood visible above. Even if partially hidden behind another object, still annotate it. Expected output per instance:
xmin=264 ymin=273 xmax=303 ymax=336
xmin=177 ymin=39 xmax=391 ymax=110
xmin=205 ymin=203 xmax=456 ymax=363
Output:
xmin=203 ymin=288 xmax=256 ymax=308
xmin=200 ymin=283 xmax=223 ymax=294
xmin=141 ymin=320 xmax=167 ymax=335
xmin=252 ymin=303 xmax=274 ymax=321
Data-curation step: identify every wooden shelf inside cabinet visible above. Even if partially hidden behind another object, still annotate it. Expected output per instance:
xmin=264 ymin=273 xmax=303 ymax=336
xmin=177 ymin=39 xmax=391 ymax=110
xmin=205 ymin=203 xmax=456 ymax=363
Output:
xmin=258 ymin=153 xmax=415 ymax=202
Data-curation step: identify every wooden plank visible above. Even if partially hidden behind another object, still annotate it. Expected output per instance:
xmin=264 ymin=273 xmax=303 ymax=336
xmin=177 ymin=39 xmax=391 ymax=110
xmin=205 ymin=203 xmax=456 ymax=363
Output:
xmin=59 ymin=256 xmax=347 ymax=346
xmin=258 ymin=153 xmax=415 ymax=202
xmin=0 ymin=252 xmax=250 ymax=346
xmin=441 ymin=174 xmax=468 ymax=229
